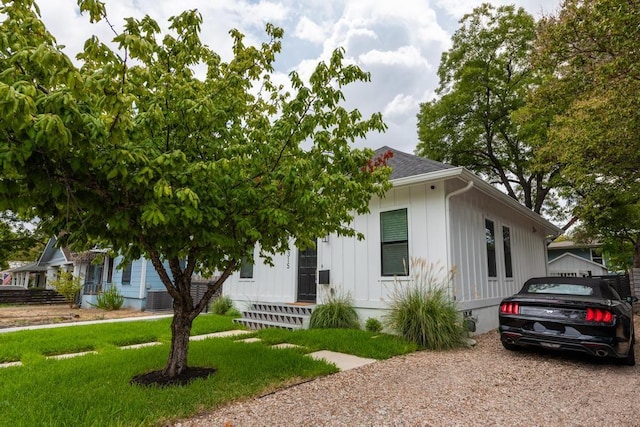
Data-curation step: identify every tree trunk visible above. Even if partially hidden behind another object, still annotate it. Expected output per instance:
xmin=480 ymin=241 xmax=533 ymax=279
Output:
xmin=633 ymin=239 xmax=640 ymax=269
xmin=163 ymin=301 xmax=193 ymax=378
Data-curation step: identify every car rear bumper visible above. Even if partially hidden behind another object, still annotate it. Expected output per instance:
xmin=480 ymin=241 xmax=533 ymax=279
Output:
xmin=499 ymin=327 xmax=632 ymax=359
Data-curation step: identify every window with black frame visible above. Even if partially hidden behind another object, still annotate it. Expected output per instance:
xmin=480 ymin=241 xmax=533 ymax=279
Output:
xmin=381 ymin=208 xmax=409 ymax=276
xmin=503 ymin=225 xmax=513 ymax=278
xmin=485 ymin=219 xmax=497 ymax=278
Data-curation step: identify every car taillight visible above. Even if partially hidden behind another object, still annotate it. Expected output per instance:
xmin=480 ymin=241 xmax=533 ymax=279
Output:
xmin=585 ymin=308 xmax=614 ymax=324
xmin=500 ymin=302 xmax=519 ymax=315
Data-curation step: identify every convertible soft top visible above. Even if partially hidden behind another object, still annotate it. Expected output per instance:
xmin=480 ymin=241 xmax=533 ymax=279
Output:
xmin=518 ymin=277 xmax=613 ymax=299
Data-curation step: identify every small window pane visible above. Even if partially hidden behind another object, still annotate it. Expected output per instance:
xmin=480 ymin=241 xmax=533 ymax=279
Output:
xmin=485 ymin=219 xmax=497 ymax=278
xmin=503 ymin=226 xmax=513 ymax=278
xmin=239 ymin=257 xmax=253 ymax=279
xmin=382 ymin=243 xmax=409 ymax=276
xmin=381 ymin=209 xmax=408 ymax=242
xmin=121 ymin=263 xmax=132 ymax=285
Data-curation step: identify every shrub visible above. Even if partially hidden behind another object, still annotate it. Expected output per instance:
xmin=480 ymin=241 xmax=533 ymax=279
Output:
xmin=365 ymin=317 xmax=383 ymax=333
xmin=49 ymin=271 xmax=83 ymax=307
xmin=225 ymin=307 xmax=241 ymax=318
xmin=210 ymin=296 xmax=233 ymax=315
xmin=385 ymin=258 xmax=466 ymax=350
xmin=309 ymin=291 xmax=360 ymax=329
xmin=95 ymin=286 xmax=124 ymax=311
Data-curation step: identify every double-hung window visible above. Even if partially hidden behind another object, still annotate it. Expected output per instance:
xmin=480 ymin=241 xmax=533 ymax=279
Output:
xmin=381 ymin=208 xmax=409 ymax=276
xmin=121 ymin=263 xmax=132 ymax=285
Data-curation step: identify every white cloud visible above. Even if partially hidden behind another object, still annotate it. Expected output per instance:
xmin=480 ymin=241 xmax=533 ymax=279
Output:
xmin=34 ymin=0 xmax=561 ymax=155
xmin=359 ymin=46 xmax=430 ymax=68
xmin=294 ymin=16 xmax=327 ymax=44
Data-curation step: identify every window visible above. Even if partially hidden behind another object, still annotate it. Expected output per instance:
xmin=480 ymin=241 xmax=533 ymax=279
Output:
xmin=591 ymin=249 xmax=604 ymax=265
xmin=485 ymin=219 xmax=497 ymax=278
xmin=121 ymin=263 xmax=132 ymax=285
xmin=502 ymin=226 xmax=513 ymax=278
xmin=106 ymin=257 xmax=114 ymax=284
xmin=525 ymin=282 xmax=594 ymax=296
xmin=85 ymin=263 xmax=103 ymax=285
xmin=381 ymin=208 xmax=409 ymax=276
xmin=239 ymin=256 xmax=254 ymax=279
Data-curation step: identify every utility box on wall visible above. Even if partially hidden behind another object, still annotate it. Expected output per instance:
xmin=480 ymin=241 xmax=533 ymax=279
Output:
xmin=318 ymin=270 xmax=330 ymax=285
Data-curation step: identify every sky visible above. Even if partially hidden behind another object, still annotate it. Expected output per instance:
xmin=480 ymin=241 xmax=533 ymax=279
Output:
xmin=38 ymin=0 xmax=561 ymax=155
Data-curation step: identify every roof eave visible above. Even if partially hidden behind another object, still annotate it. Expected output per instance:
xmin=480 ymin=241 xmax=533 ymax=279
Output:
xmin=390 ymin=167 xmax=562 ymax=238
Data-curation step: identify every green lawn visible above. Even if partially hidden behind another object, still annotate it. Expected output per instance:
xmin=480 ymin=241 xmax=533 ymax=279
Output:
xmin=0 ymin=315 xmax=417 ymax=426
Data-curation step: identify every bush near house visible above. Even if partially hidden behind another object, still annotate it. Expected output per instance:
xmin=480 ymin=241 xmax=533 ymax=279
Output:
xmin=48 ymin=271 xmax=83 ymax=308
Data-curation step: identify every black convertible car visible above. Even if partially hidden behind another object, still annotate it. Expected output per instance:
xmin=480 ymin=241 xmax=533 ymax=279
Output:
xmin=499 ymin=276 xmax=637 ymax=365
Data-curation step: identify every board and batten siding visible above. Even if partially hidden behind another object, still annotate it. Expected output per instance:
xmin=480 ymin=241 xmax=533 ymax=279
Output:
xmin=447 ymin=181 xmax=549 ymax=309
xmin=316 ymin=182 xmax=449 ymax=310
xmin=224 ymin=247 xmax=298 ymax=304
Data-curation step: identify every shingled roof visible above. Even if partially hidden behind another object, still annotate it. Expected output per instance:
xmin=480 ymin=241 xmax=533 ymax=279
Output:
xmin=374 ymin=146 xmax=454 ymax=180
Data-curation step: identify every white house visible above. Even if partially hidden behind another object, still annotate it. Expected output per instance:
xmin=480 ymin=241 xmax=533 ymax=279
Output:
xmin=224 ymin=147 xmax=561 ymax=334
xmin=547 ymin=240 xmax=609 ymax=277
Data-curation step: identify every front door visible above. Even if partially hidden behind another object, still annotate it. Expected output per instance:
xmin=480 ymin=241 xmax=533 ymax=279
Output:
xmin=297 ymin=247 xmax=317 ymax=302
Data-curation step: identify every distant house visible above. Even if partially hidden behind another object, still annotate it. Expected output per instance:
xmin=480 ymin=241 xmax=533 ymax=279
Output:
xmin=224 ymin=147 xmax=561 ymax=334
xmin=547 ymin=240 xmax=609 ymax=277
xmin=9 ymin=237 xmax=76 ymax=288
xmin=8 ymin=237 xmax=182 ymax=310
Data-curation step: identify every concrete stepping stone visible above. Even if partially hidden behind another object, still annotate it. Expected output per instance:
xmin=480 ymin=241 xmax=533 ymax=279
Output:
xmin=190 ymin=330 xmax=253 ymax=341
xmin=48 ymin=350 xmax=97 ymax=360
xmin=308 ymin=350 xmax=376 ymax=371
xmin=237 ymin=337 xmax=262 ymax=343
xmin=0 ymin=361 xmax=23 ymax=369
xmin=271 ymin=343 xmax=302 ymax=349
xmin=120 ymin=342 xmax=162 ymax=350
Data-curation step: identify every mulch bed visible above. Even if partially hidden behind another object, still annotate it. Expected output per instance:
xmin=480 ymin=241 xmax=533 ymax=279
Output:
xmin=130 ymin=367 xmax=217 ymax=387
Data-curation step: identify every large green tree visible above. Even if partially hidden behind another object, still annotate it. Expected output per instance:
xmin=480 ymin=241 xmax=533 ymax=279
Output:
xmin=533 ymin=0 xmax=640 ymax=266
xmin=0 ymin=213 xmax=45 ymax=269
xmin=0 ymin=0 xmax=391 ymax=380
xmin=417 ymin=4 xmax=562 ymax=215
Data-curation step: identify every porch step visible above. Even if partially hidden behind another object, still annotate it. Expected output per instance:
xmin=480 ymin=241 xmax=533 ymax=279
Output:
xmin=233 ymin=303 xmax=314 ymax=331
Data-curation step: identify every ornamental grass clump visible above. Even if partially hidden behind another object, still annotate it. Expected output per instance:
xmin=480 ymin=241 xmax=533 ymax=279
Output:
xmin=95 ymin=285 xmax=124 ymax=310
xmin=210 ymin=295 xmax=234 ymax=315
xmin=309 ymin=291 xmax=360 ymax=329
xmin=385 ymin=258 xmax=467 ymax=350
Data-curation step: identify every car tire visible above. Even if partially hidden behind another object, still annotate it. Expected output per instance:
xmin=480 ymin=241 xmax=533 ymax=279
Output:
xmin=502 ymin=341 xmax=520 ymax=351
xmin=622 ymin=340 xmax=635 ymax=366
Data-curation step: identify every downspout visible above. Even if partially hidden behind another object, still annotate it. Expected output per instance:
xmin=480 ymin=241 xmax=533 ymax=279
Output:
xmin=445 ymin=180 xmax=474 ymax=292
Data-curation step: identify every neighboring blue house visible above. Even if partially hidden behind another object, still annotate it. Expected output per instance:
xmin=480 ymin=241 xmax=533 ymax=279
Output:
xmin=80 ymin=255 xmax=173 ymax=310
xmin=547 ymin=240 xmax=608 ymax=277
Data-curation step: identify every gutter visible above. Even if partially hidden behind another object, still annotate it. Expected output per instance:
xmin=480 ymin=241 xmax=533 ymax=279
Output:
xmin=445 ymin=180 xmax=474 ymax=275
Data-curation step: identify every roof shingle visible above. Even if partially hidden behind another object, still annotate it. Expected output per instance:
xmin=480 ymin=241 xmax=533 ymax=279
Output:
xmin=374 ymin=146 xmax=453 ymax=180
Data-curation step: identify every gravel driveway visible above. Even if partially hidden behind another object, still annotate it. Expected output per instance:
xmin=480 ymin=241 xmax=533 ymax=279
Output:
xmin=176 ymin=316 xmax=640 ymax=427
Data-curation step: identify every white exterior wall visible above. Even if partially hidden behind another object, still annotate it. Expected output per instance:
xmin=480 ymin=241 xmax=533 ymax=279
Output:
xmin=224 ymin=249 xmax=298 ymax=308
xmin=316 ymin=182 xmax=448 ymax=309
xmin=224 ymin=176 xmax=555 ymax=335
xmin=447 ymin=181 xmax=551 ymax=333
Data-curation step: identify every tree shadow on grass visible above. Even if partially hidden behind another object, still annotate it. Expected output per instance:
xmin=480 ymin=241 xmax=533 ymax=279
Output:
xmin=130 ymin=367 xmax=217 ymax=387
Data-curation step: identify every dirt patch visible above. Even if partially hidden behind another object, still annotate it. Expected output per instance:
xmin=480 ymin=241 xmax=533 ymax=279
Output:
xmin=0 ymin=304 xmax=162 ymax=329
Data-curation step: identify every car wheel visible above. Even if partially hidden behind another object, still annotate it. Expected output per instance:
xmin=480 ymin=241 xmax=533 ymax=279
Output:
xmin=622 ymin=341 xmax=635 ymax=366
xmin=502 ymin=341 xmax=520 ymax=351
